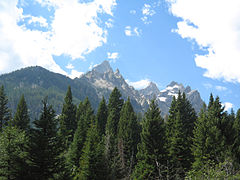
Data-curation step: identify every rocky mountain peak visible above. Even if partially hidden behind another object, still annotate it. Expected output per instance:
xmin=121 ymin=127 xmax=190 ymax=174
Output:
xmin=92 ymin=60 xmax=113 ymax=74
xmin=140 ymin=82 xmax=160 ymax=97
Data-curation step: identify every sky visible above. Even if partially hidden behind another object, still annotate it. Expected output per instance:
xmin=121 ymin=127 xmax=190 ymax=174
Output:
xmin=0 ymin=0 xmax=240 ymax=112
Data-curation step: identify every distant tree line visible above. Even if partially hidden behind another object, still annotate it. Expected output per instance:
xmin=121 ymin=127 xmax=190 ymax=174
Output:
xmin=0 ymin=85 xmax=240 ymax=179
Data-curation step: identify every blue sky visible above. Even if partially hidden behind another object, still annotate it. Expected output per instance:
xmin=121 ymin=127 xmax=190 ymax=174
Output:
xmin=1 ymin=0 xmax=240 ymax=112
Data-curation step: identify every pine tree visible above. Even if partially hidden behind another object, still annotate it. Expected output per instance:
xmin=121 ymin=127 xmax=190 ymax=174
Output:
xmin=59 ymin=86 xmax=77 ymax=147
xmin=12 ymin=94 xmax=30 ymax=132
xmin=233 ymin=109 xmax=240 ymax=167
xmin=0 ymin=126 xmax=30 ymax=180
xmin=29 ymin=98 xmax=63 ymax=179
xmin=133 ymin=99 xmax=166 ymax=179
xmin=0 ymin=85 xmax=11 ymax=131
xmin=117 ymin=98 xmax=140 ymax=179
xmin=66 ymin=97 xmax=94 ymax=177
xmin=75 ymin=122 xmax=106 ymax=180
xmin=96 ymin=96 xmax=108 ymax=136
xmin=105 ymin=87 xmax=124 ymax=179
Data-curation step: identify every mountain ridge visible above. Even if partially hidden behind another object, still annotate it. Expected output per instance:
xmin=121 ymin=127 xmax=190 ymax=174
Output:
xmin=0 ymin=61 xmax=204 ymax=119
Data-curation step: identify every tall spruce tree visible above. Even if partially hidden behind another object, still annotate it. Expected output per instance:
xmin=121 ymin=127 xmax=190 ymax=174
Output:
xmin=67 ymin=97 xmax=94 ymax=177
xmin=233 ymin=109 xmax=240 ymax=168
xmin=117 ymin=98 xmax=140 ymax=179
xmin=0 ymin=126 xmax=30 ymax=180
xmin=13 ymin=95 xmax=30 ymax=132
xmin=96 ymin=96 xmax=108 ymax=136
xmin=59 ymin=86 xmax=76 ymax=146
xmin=166 ymin=92 xmax=197 ymax=177
xmin=75 ymin=122 xmax=106 ymax=180
xmin=0 ymin=85 xmax=11 ymax=131
xmin=133 ymin=99 xmax=166 ymax=179
xmin=29 ymin=98 xmax=63 ymax=179
xmin=105 ymin=87 xmax=124 ymax=179
xmin=192 ymin=95 xmax=226 ymax=171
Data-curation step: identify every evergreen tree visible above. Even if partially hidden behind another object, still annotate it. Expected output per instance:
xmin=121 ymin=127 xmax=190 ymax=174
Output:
xmin=233 ymin=109 xmax=240 ymax=167
xmin=0 ymin=85 xmax=11 ymax=131
xmin=59 ymin=86 xmax=77 ymax=146
xmin=12 ymin=94 xmax=30 ymax=132
xmin=117 ymin=98 xmax=140 ymax=179
xmin=75 ymin=122 xmax=106 ymax=180
xmin=29 ymin=98 xmax=63 ymax=179
xmin=133 ymin=99 xmax=166 ymax=179
xmin=166 ymin=92 xmax=197 ymax=177
xmin=105 ymin=87 xmax=124 ymax=179
xmin=66 ymin=97 xmax=94 ymax=177
xmin=0 ymin=126 xmax=30 ymax=180
xmin=192 ymin=95 xmax=226 ymax=172
xmin=96 ymin=96 xmax=108 ymax=136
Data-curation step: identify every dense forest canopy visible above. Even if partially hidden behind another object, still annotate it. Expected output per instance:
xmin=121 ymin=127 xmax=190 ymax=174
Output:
xmin=0 ymin=85 xmax=240 ymax=179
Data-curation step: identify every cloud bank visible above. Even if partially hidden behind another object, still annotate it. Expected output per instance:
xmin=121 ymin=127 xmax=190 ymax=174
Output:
xmin=167 ymin=0 xmax=240 ymax=83
xmin=0 ymin=0 xmax=116 ymax=78
xmin=126 ymin=79 xmax=151 ymax=90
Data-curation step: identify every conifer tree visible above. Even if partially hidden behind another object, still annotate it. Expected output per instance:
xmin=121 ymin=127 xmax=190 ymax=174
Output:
xmin=13 ymin=94 xmax=30 ymax=132
xmin=59 ymin=86 xmax=76 ymax=146
xmin=67 ymin=97 xmax=94 ymax=176
xmin=0 ymin=126 xmax=30 ymax=180
xmin=75 ymin=122 xmax=106 ymax=180
xmin=192 ymin=95 xmax=226 ymax=172
xmin=105 ymin=87 xmax=124 ymax=179
xmin=117 ymin=98 xmax=140 ymax=178
xmin=0 ymin=85 xmax=11 ymax=131
xmin=233 ymin=109 xmax=240 ymax=167
xmin=133 ymin=99 xmax=166 ymax=179
xmin=29 ymin=98 xmax=63 ymax=179
xmin=96 ymin=96 xmax=108 ymax=136
xmin=166 ymin=92 xmax=197 ymax=177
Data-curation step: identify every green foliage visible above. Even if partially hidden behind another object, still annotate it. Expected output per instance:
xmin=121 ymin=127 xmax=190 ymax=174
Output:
xmin=75 ymin=123 xmax=106 ymax=180
xmin=96 ymin=96 xmax=108 ymax=136
xmin=117 ymin=98 xmax=140 ymax=178
xmin=0 ymin=85 xmax=11 ymax=131
xmin=67 ymin=97 xmax=94 ymax=177
xmin=133 ymin=99 xmax=166 ymax=179
xmin=29 ymin=98 xmax=64 ymax=179
xmin=0 ymin=126 xmax=29 ymax=180
xmin=12 ymin=94 xmax=30 ymax=131
xmin=166 ymin=92 xmax=197 ymax=177
xmin=59 ymin=86 xmax=77 ymax=147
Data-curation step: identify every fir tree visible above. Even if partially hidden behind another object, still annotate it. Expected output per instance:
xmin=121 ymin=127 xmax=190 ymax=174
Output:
xmin=75 ymin=122 xmax=106 ymax=180
xmin=29 ymin=98 xmax=63 ymax=179
xmin=233 ymin=109 xmax=240 ymax=167
xmin=117 ymin=98 xmax=140 ymax=179
xmin=12 ymin=94 xmax=30 ymax=132
xmin=96 ymin=96 xmax=108 ymax=136
xmin=67 ymin=97 xmax=94 ymax=177
xmin=0 ymin=126 xmax=30 ymax=180
xmin=133 ymin=99 xmax=166 ymax=179
xmin=166 ymin=92 xmax=197 ymax=177
xmin=0 ymin=85 xmax=11 ymax=131
xmin=105 ymin=87 xmax=124 ymax=179
xmin=59 ymin=86 xmax=77 ymax=146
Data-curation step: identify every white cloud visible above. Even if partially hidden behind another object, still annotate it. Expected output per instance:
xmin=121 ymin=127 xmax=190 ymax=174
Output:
xmin=223 ymin=102 xmax=234 ymax=111
xmin=141 ymin=4 xmax=156 ymax=24
xmin=167 ymin=0 xmax=240 ymax=83
xmin=66 ymin=63 xmax=74 ymax=69
xmin=0 ymin=0 xmax=116 ymax=77
xmin=124 ymin=26 xmax=141 ymax=36
xmin=126 ymin=79 xmax=151 ymax=90
xmin=215 ymin=86 xmax=227 ymax=91
xmin=69 ymin=69 xmax=84 ymax=79
xmin=107 ymin=52 xmax=119 ymax=62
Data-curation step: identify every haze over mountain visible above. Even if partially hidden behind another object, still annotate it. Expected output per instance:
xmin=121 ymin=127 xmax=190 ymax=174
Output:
xmin=0 ymin=61 xmax=204 ymax=119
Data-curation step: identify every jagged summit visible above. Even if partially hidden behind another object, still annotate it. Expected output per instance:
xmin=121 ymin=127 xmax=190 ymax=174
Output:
xmin=92 ymin=60 xmax=112 ymax=74
xmin=139 ymin=82 xmax=160 ymax=99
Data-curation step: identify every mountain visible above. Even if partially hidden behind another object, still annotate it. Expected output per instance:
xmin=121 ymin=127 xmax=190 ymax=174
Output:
xmin=140 ymin=81 xmax=204 ymax=115
xmin=0 ymin=61 xmax=204 ymax=120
